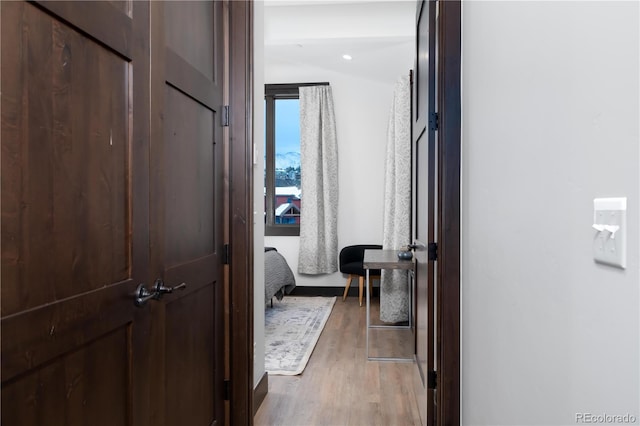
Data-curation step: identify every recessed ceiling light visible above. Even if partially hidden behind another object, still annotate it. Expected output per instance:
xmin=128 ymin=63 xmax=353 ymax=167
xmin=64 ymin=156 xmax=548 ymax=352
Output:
xmin=342 ymin=54 xmax=352 ymax=61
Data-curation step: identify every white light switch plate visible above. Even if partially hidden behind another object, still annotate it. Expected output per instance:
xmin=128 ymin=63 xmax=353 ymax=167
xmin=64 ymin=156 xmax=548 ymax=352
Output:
xmin=593 ymin=197 xmax=626 ymax=269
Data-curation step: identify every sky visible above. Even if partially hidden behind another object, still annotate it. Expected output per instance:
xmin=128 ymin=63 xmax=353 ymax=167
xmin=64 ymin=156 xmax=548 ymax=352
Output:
xmin=275 ymin=99 xmax=300 ymax=154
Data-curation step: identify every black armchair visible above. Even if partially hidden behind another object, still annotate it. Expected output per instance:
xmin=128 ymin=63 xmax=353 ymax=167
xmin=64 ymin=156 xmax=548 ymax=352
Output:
xmin=339 ymin=244 xmax=382 ymax=306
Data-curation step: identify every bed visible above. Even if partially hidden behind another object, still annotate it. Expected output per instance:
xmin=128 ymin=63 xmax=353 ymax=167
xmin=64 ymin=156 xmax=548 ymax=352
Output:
xmin=264 ymin=247 xmax=296 ymax=304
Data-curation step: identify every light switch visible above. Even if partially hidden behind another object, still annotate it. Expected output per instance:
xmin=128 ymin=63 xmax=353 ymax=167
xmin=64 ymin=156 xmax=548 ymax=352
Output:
xmin=593 ymin=197 xmax=626 ymax=269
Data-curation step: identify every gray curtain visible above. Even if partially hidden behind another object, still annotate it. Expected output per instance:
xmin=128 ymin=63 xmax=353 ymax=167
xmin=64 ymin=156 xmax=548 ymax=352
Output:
xmin=381 ymin=75 xmax=411 ymax=323
xmin=297 ymin=85 xmax=339 ymax=274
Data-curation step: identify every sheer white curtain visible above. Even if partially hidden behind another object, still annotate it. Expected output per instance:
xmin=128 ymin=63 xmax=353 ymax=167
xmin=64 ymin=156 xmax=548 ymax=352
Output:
xmin=381 ymin=75 xmax=411 ymax=323
xmin=297 ymin=85 xmax=339 ymax=274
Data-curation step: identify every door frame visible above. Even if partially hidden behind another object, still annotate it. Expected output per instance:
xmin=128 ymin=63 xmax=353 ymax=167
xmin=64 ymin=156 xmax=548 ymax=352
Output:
xmin=228 ymin=0 xmax=254 ymax=424
xmin=435 ymin=1 xmax=461 ymax=425
xmin=229 ymin=0 xmax=462 ymax=424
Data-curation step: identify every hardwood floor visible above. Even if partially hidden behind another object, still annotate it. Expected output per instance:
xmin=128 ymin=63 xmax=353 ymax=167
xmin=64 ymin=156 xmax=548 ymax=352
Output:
xmin=254 ymin=296 xmax=422 ymax=426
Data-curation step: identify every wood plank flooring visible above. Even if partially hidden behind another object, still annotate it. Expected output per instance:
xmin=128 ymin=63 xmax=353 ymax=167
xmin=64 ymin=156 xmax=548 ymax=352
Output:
xmin=254 ymin=296 xmax=423 ymax=426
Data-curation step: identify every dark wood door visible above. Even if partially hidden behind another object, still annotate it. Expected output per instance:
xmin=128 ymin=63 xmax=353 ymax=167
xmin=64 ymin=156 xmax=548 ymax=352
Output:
xmin=412 ymin=0 xmax=437 ymax=425
xmin=1 ymin=1 xmax=152 ymax=424
xmin=148 ymin=2 xmax=226 ymax=425
xmin=1 ymin=1 xmax=228 ymax=425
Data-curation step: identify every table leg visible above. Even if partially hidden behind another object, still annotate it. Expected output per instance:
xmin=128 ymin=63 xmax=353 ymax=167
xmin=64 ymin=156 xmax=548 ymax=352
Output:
xmin=366 ymin=268 xmax=370 ymax=360
xmin=410 ymin=269 xmax=415 ymax=355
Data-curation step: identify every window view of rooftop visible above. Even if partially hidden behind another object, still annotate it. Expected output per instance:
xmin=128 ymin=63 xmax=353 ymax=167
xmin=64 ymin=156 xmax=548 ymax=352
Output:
xmin=264 ymin=97 xmax=301 ymax=229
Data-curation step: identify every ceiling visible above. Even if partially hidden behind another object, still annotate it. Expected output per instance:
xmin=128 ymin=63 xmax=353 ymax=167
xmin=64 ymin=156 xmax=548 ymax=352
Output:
xmin=263 ymin=1 xmax=416 ymax=83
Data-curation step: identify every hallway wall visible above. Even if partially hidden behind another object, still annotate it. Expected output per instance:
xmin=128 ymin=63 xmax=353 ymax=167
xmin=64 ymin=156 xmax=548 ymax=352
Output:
xmin=461 ymin=1 xmax=639 ymax=424
xmin=253 ymin=1 xmax=266 ymax=388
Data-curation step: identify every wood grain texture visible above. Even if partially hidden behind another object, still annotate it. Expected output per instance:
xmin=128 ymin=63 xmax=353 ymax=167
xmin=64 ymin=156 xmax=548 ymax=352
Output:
xmin=163 ymin=85 xmax=215 ymax=268
xmin=2 ymin=326 xmax=131 ymax=426
xmin=3 ymin=2 xmax=158 ymax=425
xmin=436 ymin=1 xmax=462 ymax=424
xmin=1 ymin=1 xmax=130 ymax=317
xmin=164 ymin=285 xmax=216 ymax=426
xmin=363 ymin=250 xmax=416 ymax=270
xmin=35 ymin=0 xmax=133 ymax=59
xmin=148 ymin=2 xmax=226 ymax=425
xmin=106 ymin=0 xmax=132 ymax=18
xmin=412 ymin=1 xmax=437 ymax=424
xmin=165 ymin=48 xmax=219 ymax=110
xmin=253 ymin=371 xmax=269 ymax=416
xmin=127 ymin=2 xmax=152 ymax=423
xmin=0 ymin=1 xmax=238 ymax=425
xmin=254 ymin=297 xmax=422 ymax=426
xmin=228 ymin=1 xmax=254 ymax=423
xmin=165 ymin=0 xmax=215 ymax=81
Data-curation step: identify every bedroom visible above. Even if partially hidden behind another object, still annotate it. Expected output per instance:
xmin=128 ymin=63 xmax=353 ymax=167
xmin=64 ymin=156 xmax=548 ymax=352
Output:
xmin=253 ymin=0 xmax=416 ymax=409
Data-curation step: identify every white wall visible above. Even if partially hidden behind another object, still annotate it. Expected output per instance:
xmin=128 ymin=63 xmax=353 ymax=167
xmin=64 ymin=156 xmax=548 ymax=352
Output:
xmin=253 ymin=1 xmax=266 ymax=388
xmin=264 ymin=58 xmax=412 ymax=286
xmin=264 ymin=1 xmax=415 ymax=42
xmin=461 ymin=2 xmax=639 ymax=425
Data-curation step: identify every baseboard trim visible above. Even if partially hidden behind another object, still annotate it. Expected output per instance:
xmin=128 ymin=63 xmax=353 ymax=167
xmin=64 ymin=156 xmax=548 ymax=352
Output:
xmin=253 ymin=371 xmax=268 ymax=416
xmin=289 ymin=285 xmax=380 ymax=298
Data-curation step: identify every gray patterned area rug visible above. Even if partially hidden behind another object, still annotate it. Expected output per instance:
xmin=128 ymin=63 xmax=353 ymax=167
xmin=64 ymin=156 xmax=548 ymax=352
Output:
xmin=265 ymin=296 xmax=336 ymax=375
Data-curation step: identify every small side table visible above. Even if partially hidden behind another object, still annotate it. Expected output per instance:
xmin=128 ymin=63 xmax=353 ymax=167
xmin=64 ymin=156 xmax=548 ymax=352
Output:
xmin=364 ymin=249 xmax=415 ymax=362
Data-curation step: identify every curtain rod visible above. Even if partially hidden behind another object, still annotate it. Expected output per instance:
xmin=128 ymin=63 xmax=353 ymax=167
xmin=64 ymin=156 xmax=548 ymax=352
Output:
xmin=266 ymin=82 xmax=330 ymax=88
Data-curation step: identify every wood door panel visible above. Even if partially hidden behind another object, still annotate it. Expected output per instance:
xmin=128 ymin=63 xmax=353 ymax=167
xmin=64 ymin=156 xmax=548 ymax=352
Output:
xmin=164 ymin=1 xmax=215 ymax=82
xmin=414 ymin=0 xmax=429 ymax=134
xmin=2 ymin=1 xmax=151 ymax=425
xmin=2 ymin=325 xmax=131 ymax=426
xmin=1 ymin=1 xmax=130 ymax=315
xmin=2 ymin=1 xmax=230 ymax=423
xmin=1 ymin=281 xmax=135 ymax=381
xmin=151 ymin=2 xmax=226 ymax=424
xmin=164 ymin=86 xmax=215 ymax=268
xmin=166 ymin=49 xmax=220 ymax=110
xmin=415 ymin=135 xmax=429 ymax=377
xmin=415 ymin=139 xmax=430 ymax=244
xmin=2 ymin=3 xmax=131 ymax=315
xmin=164 ymin=285 xmax=217 ymax=426
xmin=165 ymin=254 xmax=216 ymax=289
xmin=106 ymin=0 xmax=133 ymax=18
xmin=34 ymin=1 xmax=133 ymax=59
xmin=412 ymin=1 xmax=437 ymax=425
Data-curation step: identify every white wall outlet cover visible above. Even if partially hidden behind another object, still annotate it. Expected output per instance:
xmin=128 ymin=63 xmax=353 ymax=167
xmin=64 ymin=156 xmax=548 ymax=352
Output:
xmin=592 ymin=197 xmax=627 ymax=269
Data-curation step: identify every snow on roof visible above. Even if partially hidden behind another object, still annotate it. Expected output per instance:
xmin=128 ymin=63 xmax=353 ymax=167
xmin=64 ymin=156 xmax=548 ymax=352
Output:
xmin=263 ymin=186 xmax=301 ymax=198
xmin=275 ymin=202 xmax=301 ymax=217
xmin=276 ymin=186 xmax=301 ymax=197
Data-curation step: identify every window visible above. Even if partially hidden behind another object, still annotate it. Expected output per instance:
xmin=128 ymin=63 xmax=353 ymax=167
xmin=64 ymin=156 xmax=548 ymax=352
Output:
xmin=264 ymin=84 xmax=302 ymax=236
xmin=264 ymin=82 xmax=330 ymax=236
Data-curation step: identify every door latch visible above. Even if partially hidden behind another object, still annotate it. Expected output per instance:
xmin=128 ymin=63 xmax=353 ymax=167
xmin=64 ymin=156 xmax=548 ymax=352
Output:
xmin=134 ymin=279 xmax=187 ymax=307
